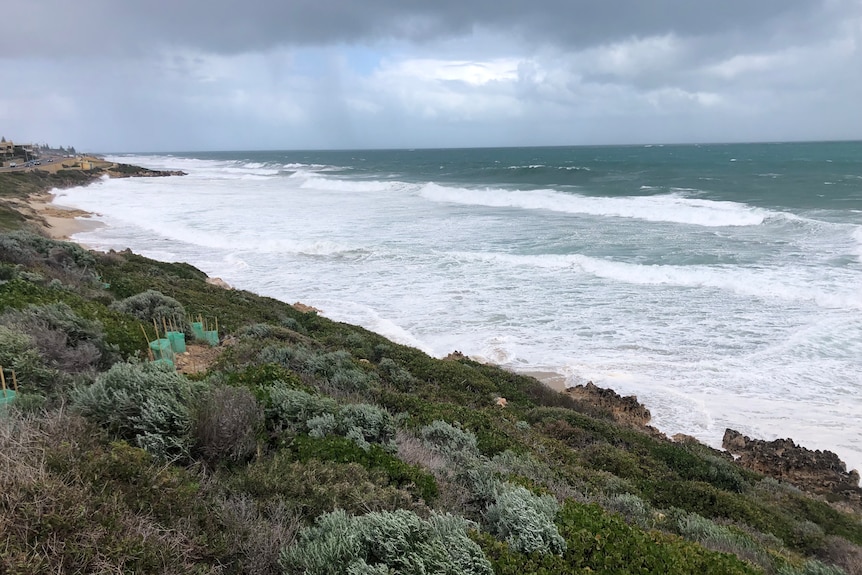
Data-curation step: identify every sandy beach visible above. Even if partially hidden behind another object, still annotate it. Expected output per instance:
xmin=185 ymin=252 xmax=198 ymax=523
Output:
xmin=27 ymin=192 xmax=103 ymax=240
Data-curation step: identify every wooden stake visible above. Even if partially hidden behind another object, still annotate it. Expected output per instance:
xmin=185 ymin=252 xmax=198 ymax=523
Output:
xmin=162 ymin=317 xmax=168 ymax=335
xmin=140 ymin=325 xmax=155 ymax=360
xmin=12 ymin=370 xmax=18 ymax=392
xmin=215 ymin=317 xmax=218 ymax=334
xmin=1 ymin=369 xmax=6 ymax=393
xmin=153 ymin=318 xmax=160 ymax=339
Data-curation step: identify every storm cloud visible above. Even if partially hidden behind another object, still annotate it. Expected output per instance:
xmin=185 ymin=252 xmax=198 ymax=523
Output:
xmin=1 ymin=0 xmax=860 ymax=150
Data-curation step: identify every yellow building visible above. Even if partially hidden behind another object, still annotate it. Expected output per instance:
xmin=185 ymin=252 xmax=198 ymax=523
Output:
xmin=0 ymin=140 xmax=13 ymax=155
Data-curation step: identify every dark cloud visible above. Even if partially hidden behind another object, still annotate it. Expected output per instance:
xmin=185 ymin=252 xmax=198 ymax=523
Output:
xmin=2 ymin=0 xmax=821 ymax=56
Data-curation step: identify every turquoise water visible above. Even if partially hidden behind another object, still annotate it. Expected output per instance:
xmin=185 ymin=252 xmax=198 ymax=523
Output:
xmin=56 ymin=141 xmax=862 ymax=474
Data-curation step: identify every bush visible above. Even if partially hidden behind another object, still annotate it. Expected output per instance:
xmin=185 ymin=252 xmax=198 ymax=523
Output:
xmin=484 ymin=484 xmax=566 ymax=555
xmin=268 ymin=387 xmax=338 ymax=430
xmin=0 ymin=324 xmax=58 ymax=392
xmin=258 ymin=344 xmax=377 ymax=395
xmin=192 ymin=385 xmax=263 ymax=465
xmin=420 ymin=419 xmax=480 ymax=459
xmin=73 ymin=361 xmax=202 ymax=460
xmin=110 ymin=289 xmax=187 ymax=332
xmin=378 ymin=357 xmax=418 ymax=391
xmin=0 ymin=302 xmax=115 ymax=373
xmin=228 ymin=452 xmax=423 ymax=517
xmin=337 ymin=403 xmax=396 ymax=451
xmin=778 ymin=560 xmax=847 ymax=575
xmin=289 ymin=435 xmax=439 ymax=503
xmin=280 ymin=509 xmax=493 ymax=575
xmin=216 ymin=494 xmax=302 ymax=575
xmin=269 ymin=388 xmax=396 ymax=452
xmin=604 ymin=493 xmax=655 ymax=530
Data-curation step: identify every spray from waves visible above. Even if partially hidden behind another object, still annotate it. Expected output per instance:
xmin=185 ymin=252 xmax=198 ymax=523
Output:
xmin=310 ymin=300 xmax=435 ymax=355
xmin=106 ymin=155 xmax=333 ymax=179
xmin=297 ymin=174 xmax=418 ymax=194
xmin=452 ymin=251 xmax=862 ymax=310
xmin=420 ymin=183 xmax=770 ymax=227
xmin=854 ymin=227 xmax=862 ymax=262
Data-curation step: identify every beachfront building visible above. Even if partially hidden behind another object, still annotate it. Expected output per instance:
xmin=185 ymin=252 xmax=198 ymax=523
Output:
xmin=0 ymin=139 xmax=12 ymax=157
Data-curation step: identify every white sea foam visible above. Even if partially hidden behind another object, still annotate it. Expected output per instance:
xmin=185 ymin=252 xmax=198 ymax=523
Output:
xmin=853 ymin=227 xmax=862 ymax=262
xmin=419 ymin=183 xmax=769 ymax=227
xmin=449 ymin=251 xmax=862 ymax=310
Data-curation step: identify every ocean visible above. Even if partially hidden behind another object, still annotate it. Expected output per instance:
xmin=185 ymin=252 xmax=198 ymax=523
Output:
xmin=53 ymin=142 xmax=862 ymax=474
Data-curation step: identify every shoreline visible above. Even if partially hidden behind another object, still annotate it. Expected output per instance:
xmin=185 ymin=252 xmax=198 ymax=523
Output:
xmin=28 ymin=191 xmax=105 ymax=241
xmin=10 ymin=165 xmax=860 ymax=490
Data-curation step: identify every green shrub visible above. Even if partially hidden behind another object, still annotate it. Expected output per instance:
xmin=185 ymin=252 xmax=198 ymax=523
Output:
xmin=485 ymin=484 xmax=566 ymax=555
xmin=604 ymin=493 xmax=655 ymax=530
xmin=228 ymin=451 xmax=424 ymax=517
xmin=0 ymin=231 xmax=97 ymax=272
xmin=73 ymin=361 xmax=202 ymax=460
xmin=289 ymin=435 xmax=438 ymax=503
xmin=280 ymin=509 xmax=493 ymax=575
xmin=378 ymin=357 xmax=418 ymax=391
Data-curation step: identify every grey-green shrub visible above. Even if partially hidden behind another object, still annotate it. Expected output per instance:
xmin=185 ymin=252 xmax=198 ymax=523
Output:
xmin=778 ymin=560 xmax=846 ymax=575
xmin=0 ymin=324 xmax=57 ymax=390
xmin=378 ymin=357 xmax=417 ymax=390
xmin=484 ymin=484 xmax=566 ymax=555
xmin=674 ymin=510 xmax=778 ymax=570
xmin=605 ymin=492 xmax=655 ymax=530
xmin=269 ymin=387 xmax=395 ymax=451
xmin=258 ymin=345 xmax=377 ymax=394
xmin=73 ymin=361 xmax=202 ymax=460
xmin=280 ymin=508 xmax=493 ymax=575
xmin=337 ymin=403 xmax=395 ymax=451
xmin=0 ymin=302 xmax=113 ymax=373
xmin=0 ymin=231 xmax=97 ymax=272
xmin=420 ymin=420 xmax=480 ymax=459
xmin=109 ymin=289 xmax=187 ymax=329
xmin=268 ymin=387 xmax=338 ymax=429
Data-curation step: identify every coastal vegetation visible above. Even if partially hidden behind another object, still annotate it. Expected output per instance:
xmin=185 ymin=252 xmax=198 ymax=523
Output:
xmin=1 ymin=171 xmax=861 ymax=574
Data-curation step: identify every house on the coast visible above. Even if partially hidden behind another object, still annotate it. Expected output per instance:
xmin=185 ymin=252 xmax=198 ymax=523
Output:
xmin=0 ymin=139 xmax=13 ymax=156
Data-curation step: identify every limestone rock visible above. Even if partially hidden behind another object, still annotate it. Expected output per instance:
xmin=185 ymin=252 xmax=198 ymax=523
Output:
xmin=566 ymin=381 xmax=651 ymax=428
xmin=206 ymin=276 xmax=232 ymax=289
xmin=723 ymin=428 xmax=862 ymax=505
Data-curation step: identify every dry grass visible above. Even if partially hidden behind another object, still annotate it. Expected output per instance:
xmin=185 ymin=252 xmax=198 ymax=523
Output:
xmin=0 ymin=410 xmax=222 ymax=574
xmin=216 ymin=494 xmax=302 ymax=575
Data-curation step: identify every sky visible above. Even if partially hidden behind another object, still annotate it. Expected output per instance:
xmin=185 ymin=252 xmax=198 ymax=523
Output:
xmin=1 ymin=0 xmax=861 ymax=152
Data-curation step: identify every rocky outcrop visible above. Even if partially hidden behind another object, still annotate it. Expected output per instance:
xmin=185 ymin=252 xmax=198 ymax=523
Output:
xmin=292 ymin=302 xmax=321 ymax=314
xmin=723 ymin=429 xmax=862 ymax=503
xmin=206 ymin=277 xmax=232 ymax=290
xmin=566 ymin=382 xmax=652 ymax=428
xmin=105 ymin=163 xmax=186 ymax=178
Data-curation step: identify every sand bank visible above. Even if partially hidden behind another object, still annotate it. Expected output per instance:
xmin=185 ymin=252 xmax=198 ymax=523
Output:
xmin=27 ymin=192 xmax=104 ymax=240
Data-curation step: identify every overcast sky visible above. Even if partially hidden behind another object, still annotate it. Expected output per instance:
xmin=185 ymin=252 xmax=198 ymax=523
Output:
xmin=1 ymin=0 xmax=861 ymax=152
